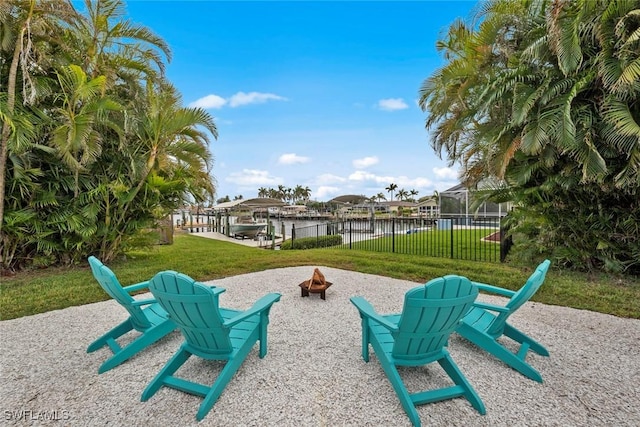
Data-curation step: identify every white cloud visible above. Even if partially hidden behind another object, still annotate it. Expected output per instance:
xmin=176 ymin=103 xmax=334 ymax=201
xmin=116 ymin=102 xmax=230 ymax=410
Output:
xmin=352 ymin=156 xmax=379 ymax=169
xmin=189 ymin=94 xmax=227 ymax=109
xmin=278 ymin=153 xmax=310 ymax=165
xmin=433 ymin=180 xmax=459 ymax=192
xmin=228 ymin=91 xmax=288 ymax=107
xmin=433 ymin=167 xmax=458 ymax=180
xmin=225 ymin=169 xmax=280 ymax=186
xmin=188 ymin=91 xmax=287 ymax=110
xmin=348 ymin=171 xmax=393 ymax=184
xmin=394 ymin=176 xmax=433 ymax=188
xmin=316 ymin=173 xmax=347 ymax=184
xmin=377 ymin=98 xmax=409 ymax=111
xmin=346 ymin=171 xmax=434 ymax=194
xmin=316 ymin=186 xmax=341 ymax=198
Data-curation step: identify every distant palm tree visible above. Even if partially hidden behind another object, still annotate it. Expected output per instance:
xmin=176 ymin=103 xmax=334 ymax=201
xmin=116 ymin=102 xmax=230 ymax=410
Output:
xmin=257 ymin=187 xmax=267 ymax=198
xmin=385 ymin=183 xmax=397 ymax=201
xmin=293 ymin=185 xmax=304 ymax=204
xmin=302 ymin=186 xmax=311 ymax=202
xmin=397 ymin=188 xmax=408 ymax=201
xmin=376 ymin=192 xmax=386 ymax=202
xmin=267 ymin=188 xmax=279 ymax=199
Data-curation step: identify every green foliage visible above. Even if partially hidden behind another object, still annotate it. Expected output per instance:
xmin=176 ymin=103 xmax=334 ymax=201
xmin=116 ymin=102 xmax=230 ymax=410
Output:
xmin=1 ymin=1 xmax=216 ymax=271
xmin=280 ymin=235 xmax=343 ymax=250
xmin=420 ymin=0 xmax=640 ymax=274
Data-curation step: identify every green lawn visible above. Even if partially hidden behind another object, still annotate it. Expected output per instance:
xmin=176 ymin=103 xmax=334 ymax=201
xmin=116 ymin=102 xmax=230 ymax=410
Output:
xmin=342 ymin=228 xmax=502 ymax=262
xmin=1 ymin=233 xmax=639 ymax=320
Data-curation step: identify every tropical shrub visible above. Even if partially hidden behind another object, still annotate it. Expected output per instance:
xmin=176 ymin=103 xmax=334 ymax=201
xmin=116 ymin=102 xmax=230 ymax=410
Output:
xmin=1 ymin=0 xmax=216 ymax=271
xmin=280 ymin=235 xmax=343 ymax=250
xmin=420 ymin=0 xmax=640 ymax=274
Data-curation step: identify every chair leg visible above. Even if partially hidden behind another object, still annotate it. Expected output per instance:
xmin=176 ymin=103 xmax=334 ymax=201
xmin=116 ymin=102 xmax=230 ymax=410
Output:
xmin=376 ymin=357 xmax=421 ymax=427
xmin=503 ymin=324 xmax=549 ymax=356
xmin=97 ymin=320 xmax=176 ymax=374
xmin=458 ymin=325 xmax=543 ymax=382
xmin=368 ymin=336 xmax=420 ymax=426
xmin=438 ymin=353 xmax=486 ymax=414
xmin=196 ymin=358 xmax=243 ymax=421
xmin=197 ymin=337 xmax=257 ymax=421
xmin=361 ymin=319 xmax=370 ymax=363
xmin=87 ymin=319 xmax=133 ymax=353
xmin=259 ymin=314 xmax=269 ymax=358
xmin=142 ymin=345 xmax=192 ymax=402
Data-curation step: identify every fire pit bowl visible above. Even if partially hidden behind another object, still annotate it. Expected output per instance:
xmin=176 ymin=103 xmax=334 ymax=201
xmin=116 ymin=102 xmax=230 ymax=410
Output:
xmin=299 ymin=268 xmax=332 ymax=300
xmin=298 ymin=280 xmax=333 ymax=300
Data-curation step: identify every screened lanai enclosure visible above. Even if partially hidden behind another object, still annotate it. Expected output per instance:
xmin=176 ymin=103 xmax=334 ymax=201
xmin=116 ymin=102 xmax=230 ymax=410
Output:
xmin=439 ymin=183 xmax=512 ymax=220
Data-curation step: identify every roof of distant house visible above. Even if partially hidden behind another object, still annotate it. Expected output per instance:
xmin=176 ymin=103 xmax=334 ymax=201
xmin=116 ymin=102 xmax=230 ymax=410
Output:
xmin=327 ymin=194 xmax=368 ymax=204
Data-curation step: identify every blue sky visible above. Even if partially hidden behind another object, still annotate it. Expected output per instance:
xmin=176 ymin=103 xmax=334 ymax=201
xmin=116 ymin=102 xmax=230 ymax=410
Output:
xmin=122 ymin=1 xmax=477 ymax=202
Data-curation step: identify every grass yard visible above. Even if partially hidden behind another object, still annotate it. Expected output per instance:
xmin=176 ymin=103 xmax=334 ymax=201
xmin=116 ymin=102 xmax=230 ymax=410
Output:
xmin=1 ymin=233 xmax=639 ymax=320
xmin=342 ymin=228 xmax=502 ymax=262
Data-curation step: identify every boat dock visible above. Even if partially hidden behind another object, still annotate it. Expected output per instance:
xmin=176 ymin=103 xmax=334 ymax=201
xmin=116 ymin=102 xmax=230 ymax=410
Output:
xmin=189 ymin=231 xmax=285 ymax=249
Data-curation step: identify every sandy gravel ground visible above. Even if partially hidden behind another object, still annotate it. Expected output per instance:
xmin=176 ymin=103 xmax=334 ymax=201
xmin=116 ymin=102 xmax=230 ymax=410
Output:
xmin=2 ymin=266 xmax=639 ymax=426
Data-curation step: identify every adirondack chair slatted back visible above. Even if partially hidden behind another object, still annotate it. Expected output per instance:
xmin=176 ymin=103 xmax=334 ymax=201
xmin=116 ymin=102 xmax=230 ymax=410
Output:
xmin=88 ymin=256 xmax=151 ymax=331
xmin=487 ymin=260 xmax=551 ymax=336
xmin=149 ymin=271 xmax=233 ymax=356
xmin=394 ymin=275 xmax=478 ymax=361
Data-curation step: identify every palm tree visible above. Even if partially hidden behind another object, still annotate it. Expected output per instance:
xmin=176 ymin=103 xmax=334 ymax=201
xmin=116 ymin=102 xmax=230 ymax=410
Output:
xmin=301 ymin=186 xmax=311 ymax=203
xmin=293 ymin=185 xmax=304 ymax=204
xmin=385 ymin=183 xmax=397 ymax=201
xmin=257 ymin=187 xmax=267 ymax=198
xmin=397 ymin=188 xmax=408 ymax=201
xmin=72 ymin=0 xmax=171 ymax=82
xmin=51 ymin=64 xmax=122 ymax=197
xmin=0 ymin=0 xmax=78 ymax=233
xmin=1 ymin=1 xmax=218 ymax=269
xmin=267 ymin=188 xmax=279 ymax=199
xmin=375 ymin=192 xmax=386 ymax=203
xmin=101 ymin=81 xmax=216 ymax=259
xmin=419 ymin=0 xmax=640 ymax=273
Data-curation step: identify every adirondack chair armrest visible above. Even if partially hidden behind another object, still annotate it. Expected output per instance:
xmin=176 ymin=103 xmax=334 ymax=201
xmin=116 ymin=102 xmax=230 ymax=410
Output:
xmin=131 ymin=298 xmax=157 ymax=307
xmin=123 ymin=281 xmax=151 ymax=293
xmin=224 ymin=293 xmax=281 ymax=327
xmin=202 ymin=286 xmax=226 ymax=297
xmin=472 ymin=282 xmax=517 ymax=298
xmin=472 ymin=301 xmax=510 ymax=313
xmin=350 ymin=296 xmax=399 ymax=332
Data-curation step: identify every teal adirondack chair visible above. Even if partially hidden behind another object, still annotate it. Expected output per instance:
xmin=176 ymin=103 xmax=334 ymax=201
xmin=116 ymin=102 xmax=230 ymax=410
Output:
xmin=351 ymin=275 xmax=485 ymax=427
xmin=141 ymin=270 xmax=281 ymax=421
xmin=86 ymin=256 xmax=178 ymax=374
xmin=456 ymin=259 xmax=551 ymax=382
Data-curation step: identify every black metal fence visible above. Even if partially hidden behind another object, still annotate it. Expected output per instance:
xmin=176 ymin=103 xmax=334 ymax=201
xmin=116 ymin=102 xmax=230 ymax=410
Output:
xmin=289 ymin=216 xmax=510 ymax=263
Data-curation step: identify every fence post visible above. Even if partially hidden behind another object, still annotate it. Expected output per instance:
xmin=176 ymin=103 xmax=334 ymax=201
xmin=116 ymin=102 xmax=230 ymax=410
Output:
xmin=291 ymin=223 xmax=296 ymax=248
xmin=499 ymin=222 xmax=512 ymax=262
xmin=349 ymin=220 xmax=353 ymax=249
xmin=392 ymin=218 xmax=395 ymax=253
xmin=450 ymin=217 xmax=455 ymax=259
